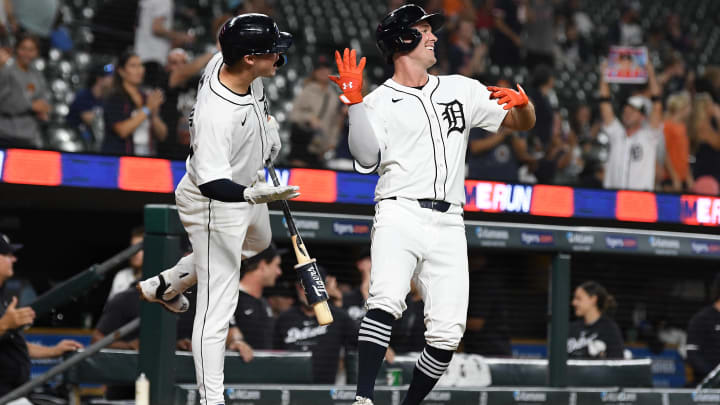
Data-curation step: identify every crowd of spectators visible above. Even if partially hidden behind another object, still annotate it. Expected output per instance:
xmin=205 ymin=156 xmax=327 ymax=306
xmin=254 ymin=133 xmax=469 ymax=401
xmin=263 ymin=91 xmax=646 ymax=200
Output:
xmin=1 ymin=0 xmax=720 ymax=194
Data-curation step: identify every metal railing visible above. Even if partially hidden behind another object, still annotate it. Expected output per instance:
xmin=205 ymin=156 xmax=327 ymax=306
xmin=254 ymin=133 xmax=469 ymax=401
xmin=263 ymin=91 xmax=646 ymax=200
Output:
xmin=0 ymin=318 xmax=140 ymax=404
xmin=30 ymin=242 xmax=143 ymax=316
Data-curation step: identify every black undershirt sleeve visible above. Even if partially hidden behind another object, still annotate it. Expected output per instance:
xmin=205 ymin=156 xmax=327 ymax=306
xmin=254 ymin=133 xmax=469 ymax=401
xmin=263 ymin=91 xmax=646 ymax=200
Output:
xmin=198 ymin=179 xmax=247 ymax=202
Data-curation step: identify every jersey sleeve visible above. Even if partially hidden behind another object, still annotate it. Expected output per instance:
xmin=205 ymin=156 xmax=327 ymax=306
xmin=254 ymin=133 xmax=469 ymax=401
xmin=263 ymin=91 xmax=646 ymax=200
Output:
xmin=152 ymin=0 xmax=172 ymax=19
xmin=467 ymin=78 xmax=509 ymax=133
xmin=96 ymin=293 xmax=130 ymax=336
xmin=603 ymin=319 xmax=625 ymax=359
xmin=687 ymin=310 xmax=714 ymax=378
xmin=602 ymin=118 xmax=624 ymax=143
xmin=191 ymin=114 xmax=234 ymax=185
xmin=353 ymin=96 xmax=386 ymax=175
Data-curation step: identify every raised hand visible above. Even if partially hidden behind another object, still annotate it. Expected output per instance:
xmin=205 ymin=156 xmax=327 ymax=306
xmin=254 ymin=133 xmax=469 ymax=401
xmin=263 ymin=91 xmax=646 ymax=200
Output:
xmin=1 ymin=297 xmax=35 ymax=330
xmin=329 ymin=48 xmax=366 ymax=105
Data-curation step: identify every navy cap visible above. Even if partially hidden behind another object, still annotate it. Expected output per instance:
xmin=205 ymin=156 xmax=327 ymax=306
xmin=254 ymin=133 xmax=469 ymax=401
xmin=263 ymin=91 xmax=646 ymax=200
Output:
xmin=0 ymin=233 xmax=22 ymax=255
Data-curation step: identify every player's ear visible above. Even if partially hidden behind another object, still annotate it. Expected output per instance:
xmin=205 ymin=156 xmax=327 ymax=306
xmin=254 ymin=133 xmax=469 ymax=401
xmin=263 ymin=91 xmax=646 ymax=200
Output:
xmin=242 ymin=54 xmax=255 ymax=66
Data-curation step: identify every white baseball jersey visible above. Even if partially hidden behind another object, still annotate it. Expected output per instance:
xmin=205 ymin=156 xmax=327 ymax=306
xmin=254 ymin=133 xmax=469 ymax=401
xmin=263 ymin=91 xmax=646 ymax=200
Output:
xmin=359 ymin=75 xmax=508 ymax=205
xmin=185 ymin=52 xmax=272 ymax=190
xmin=169 ymin=52 xmax=274 ymax=405
xmin=602 ymin=118 xmax=662 ymax=191
xmin=359 ymin=74 xmax=508 ymax=353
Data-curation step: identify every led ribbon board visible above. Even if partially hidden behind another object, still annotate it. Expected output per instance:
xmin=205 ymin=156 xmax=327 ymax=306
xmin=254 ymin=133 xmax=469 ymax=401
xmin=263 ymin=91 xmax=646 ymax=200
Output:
xmin=2 ymin=149 xmax=719 ymax=226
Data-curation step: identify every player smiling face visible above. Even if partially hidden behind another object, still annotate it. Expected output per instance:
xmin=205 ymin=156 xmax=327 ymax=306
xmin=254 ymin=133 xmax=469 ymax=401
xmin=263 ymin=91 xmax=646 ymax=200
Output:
xmin=406 ymin=21 xmax=438 ymax=68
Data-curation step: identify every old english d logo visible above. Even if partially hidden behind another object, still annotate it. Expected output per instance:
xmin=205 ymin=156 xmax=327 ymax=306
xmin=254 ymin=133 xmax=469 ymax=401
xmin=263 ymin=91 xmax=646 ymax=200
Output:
xmin=438 ymin=100 xmax=465 ymax=136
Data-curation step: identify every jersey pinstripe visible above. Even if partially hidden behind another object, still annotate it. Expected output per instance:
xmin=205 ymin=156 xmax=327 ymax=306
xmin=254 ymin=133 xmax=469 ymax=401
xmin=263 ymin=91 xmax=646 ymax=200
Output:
xmin=185 ymin=53 xmax=272 ymax=190
xmin=358 ymin=74 xmax=507 ymax=206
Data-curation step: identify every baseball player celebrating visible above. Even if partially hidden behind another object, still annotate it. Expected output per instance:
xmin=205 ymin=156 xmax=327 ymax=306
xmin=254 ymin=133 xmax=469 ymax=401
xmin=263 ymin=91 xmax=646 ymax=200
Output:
xmin=136 ymin=14 xmax=298 ymax=405
xmin=329 ymin=5 xmax=535 ymax=405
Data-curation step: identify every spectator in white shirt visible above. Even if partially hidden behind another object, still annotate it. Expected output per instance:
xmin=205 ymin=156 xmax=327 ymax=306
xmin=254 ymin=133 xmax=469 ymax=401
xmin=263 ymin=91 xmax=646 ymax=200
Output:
xmin=134 ymin=0 xmax=194 ymax=86
xmin=598 ymin=61 xmax=664 ymax=191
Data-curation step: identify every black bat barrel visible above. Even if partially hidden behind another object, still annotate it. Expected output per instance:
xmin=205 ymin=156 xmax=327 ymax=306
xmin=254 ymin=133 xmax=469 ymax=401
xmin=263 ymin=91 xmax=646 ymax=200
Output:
xmin=295 ymin=259 xmax=329 ymax=305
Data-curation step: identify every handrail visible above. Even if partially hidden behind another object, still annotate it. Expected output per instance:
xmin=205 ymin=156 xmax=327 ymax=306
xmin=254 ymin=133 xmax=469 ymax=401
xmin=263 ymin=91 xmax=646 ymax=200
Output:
xmin=30 ymin=242 xmax=143 ymax=316
xmin=699 ymin=362 xmax=720 ymax=389
xmin=0 ymin=317 xmax=140 ymax=404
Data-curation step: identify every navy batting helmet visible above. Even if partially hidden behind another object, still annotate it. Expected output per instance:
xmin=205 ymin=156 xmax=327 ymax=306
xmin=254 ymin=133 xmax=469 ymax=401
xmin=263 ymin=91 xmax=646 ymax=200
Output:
xmin=376 ymin=4 xmax=445 ymax=64
xmin=218 ymin=13 xmax=293 ymax=67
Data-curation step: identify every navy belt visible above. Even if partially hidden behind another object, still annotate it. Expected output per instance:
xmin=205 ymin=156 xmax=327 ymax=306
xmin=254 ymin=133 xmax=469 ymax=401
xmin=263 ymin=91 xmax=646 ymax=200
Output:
xmin=383 ymin=197 xmax=452 ymax=213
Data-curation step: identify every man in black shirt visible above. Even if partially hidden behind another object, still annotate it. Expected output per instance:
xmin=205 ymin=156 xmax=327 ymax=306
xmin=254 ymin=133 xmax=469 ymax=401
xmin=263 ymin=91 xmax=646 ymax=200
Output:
xmin=93 ymin=286 xmax=143 ymax=350
xmin=687 ymin=274 xmax=720 ymax=384
xmin=0 ymin=233 xmax=83 ymax=397
xmin=228 ymin=245 xmax=283 ymax=358
xmin=274 ymin=278 xmax=358 ymax=383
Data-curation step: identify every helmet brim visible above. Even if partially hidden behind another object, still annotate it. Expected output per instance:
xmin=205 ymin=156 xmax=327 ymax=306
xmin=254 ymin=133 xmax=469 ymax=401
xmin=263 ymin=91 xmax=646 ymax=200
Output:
xmin=274 ymin=32 xmax=293 ymax=53
xmin=417 ymin=13 xmax=445 ymax=33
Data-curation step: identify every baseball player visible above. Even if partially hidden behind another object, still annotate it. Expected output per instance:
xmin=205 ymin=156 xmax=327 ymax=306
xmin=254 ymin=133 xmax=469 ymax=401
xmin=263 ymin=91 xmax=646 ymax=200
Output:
xmin=135 ymin=14 xmax=299 ymax=405
xmin=329 ymin=5 xmax=536 ymax=405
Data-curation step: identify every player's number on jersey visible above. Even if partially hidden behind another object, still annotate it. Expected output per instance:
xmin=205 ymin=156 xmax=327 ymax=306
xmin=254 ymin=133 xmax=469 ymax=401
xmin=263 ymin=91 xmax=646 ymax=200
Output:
xmin=188 ymin=107 xmax=195 ymax=128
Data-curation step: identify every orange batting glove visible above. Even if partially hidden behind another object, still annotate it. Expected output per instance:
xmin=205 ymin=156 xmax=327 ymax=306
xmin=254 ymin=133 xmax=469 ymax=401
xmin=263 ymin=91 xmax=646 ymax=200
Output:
xmin=487 ymin=84 xmax=529 ymax=110
xmin=329 ymin=48 xmax=366 ymax=105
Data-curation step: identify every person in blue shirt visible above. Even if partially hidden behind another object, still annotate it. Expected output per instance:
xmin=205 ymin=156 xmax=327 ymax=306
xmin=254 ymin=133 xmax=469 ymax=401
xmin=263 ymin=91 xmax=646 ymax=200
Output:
xmin=66 ymin=63 xmax=114 ymax=149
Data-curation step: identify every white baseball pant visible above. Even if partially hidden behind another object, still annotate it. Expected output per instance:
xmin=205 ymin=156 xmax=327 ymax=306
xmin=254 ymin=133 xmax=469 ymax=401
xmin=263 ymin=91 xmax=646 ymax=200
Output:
xmin=366 ymin=197 xmax=469 ymax=351
xmin=162 ymin=175 xmax=271 ymax=405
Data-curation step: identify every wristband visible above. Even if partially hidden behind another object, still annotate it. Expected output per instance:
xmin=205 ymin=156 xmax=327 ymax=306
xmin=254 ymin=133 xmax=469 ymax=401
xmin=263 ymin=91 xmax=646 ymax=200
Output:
xmin=596 ymin=97 xmax=611 ymax=103
xmin=651 ymin=96 xmax=661 ymax=102
xmin=141 ymin=106 xmax=151 ymax=116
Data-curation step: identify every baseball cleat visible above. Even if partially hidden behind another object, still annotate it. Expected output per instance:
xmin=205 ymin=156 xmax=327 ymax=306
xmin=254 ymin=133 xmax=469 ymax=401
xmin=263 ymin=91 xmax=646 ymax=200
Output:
xmin=352 ymin=397 xmax=374 ymax=405
xmin=137 ymin=275 xmax=189 ymax=313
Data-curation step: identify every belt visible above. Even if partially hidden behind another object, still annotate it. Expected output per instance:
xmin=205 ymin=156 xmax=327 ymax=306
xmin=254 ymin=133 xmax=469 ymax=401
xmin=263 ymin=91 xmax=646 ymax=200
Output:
xmin=382 ymin=197 xmax=452 ymax=213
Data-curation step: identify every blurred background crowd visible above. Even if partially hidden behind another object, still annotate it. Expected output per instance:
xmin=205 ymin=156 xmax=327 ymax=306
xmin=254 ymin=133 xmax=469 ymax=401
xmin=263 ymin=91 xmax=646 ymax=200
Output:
xmin=1 ymin=0 xmax=720 ymax=194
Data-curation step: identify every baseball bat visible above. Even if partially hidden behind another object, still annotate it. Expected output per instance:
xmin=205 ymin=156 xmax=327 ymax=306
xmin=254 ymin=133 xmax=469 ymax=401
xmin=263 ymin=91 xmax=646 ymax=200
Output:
xmin=266 ymin=163 xmax=334 ymax=325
